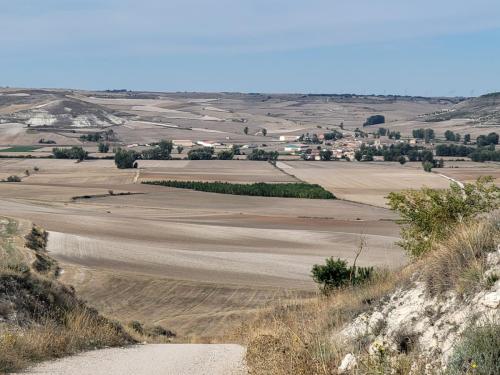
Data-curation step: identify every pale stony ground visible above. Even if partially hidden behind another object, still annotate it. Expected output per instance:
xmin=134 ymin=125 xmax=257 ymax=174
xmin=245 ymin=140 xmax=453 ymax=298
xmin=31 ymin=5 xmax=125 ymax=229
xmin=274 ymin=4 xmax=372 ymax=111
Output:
xmin=21 ymin=344 xmax=247 ymax=375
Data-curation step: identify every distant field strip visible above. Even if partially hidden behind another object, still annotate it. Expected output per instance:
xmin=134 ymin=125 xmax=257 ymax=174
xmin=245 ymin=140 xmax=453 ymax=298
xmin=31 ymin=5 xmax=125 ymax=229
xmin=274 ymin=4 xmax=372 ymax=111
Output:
xmin=0 ymin=146 xmax=41 ymax=152
xmin=142 ymin=180 xmax=335 ymax=199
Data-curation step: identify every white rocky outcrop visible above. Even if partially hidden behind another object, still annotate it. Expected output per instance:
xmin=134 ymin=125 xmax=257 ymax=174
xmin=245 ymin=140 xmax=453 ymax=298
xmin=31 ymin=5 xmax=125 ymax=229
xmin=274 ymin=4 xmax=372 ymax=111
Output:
xmin=337 ymin=247 xmax=500 ymax=369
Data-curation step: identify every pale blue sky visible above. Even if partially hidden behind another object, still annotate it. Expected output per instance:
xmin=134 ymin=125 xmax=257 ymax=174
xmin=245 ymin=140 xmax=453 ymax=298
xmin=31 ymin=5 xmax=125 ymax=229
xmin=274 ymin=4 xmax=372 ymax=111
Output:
xmin=1 ymin=0 xmax=499 ymax=96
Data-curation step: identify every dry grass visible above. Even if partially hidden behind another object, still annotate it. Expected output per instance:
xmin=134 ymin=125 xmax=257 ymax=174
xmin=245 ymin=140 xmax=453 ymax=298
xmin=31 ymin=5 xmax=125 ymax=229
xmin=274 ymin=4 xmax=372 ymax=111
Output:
xmin=243 ymin=216 xmax=499 ymax=374
xmin=422 ymin=216 xmax=499 ymax=296
xmin=0 ymin=218 xmax=132 ymax=373
xmin=0 ymin=308 xmax=130 ymax=373
xmin=242 ymin=269 xmax=413 ymax=375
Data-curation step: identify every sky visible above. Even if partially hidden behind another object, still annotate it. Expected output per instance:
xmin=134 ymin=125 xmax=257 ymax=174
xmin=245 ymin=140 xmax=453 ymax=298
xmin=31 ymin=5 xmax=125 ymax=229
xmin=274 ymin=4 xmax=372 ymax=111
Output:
xmin=1 ymin=0 xmax=500 ymax=96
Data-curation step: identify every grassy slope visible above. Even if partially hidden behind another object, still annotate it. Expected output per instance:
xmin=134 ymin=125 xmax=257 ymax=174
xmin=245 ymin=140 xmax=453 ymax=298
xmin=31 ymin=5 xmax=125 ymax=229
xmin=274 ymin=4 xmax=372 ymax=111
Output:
xmin=241 ymin=216 xmax=499 ymax=374
xmin=0 ymin=218 xmax=132 ymax=373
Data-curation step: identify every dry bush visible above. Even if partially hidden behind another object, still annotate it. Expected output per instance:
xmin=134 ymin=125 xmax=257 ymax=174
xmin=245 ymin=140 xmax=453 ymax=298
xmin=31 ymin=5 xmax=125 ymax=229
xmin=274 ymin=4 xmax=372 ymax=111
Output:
xmin=243 ymin=269 xmax=411 ymax=375
xmin=422 ymin=216 xmax=499 ymax=296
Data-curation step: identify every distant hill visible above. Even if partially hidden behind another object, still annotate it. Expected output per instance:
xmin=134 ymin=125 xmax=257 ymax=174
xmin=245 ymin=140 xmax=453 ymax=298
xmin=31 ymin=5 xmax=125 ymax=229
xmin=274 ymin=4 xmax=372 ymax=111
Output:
xmin=0 ymin=93 xmax=124 ymax=128
xmin=425 ymin=92 xmax=500 ymax=125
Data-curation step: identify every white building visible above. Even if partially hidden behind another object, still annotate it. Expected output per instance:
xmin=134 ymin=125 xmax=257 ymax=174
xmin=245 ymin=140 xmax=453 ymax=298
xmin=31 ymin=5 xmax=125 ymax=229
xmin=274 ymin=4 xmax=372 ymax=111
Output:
xmin=279 ymin=135 xmax=300 ymax=142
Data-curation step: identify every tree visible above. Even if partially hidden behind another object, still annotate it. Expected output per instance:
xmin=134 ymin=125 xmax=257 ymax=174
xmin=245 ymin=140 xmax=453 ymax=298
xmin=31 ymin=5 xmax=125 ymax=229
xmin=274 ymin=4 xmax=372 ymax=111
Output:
xmin=52 ymin=146 xmax=88 ymax=161
xmin=114 ymin=148 xmax=139 ymax=169
xmin=217 ymin=150 xmax=234 ymax=160
xmin=424 ymin=128 xmax=435 ymax=143
xmin=247 ymin=149 xmax=279 ymax=161
xmin=387 ymin=177 xmax=500 ymax=257
xmin=262 ymin=128 xmax=267 ymax=136
xmin=398 ymin=156 xmax=407 ymax=165
xmin=363 ymin=115 xmax=385 ymax=126
xmin=243 ymin=126 xmax=249 ymax=135
xmin=98 ymin=142 xmax=109 ymax=153
xmin=464 ymin=134 xmax=471 ymax=144
xmin=319 ymin=150 xmax=333 ymax=161
xmin=187 ymin=147 xmax=214 ymax=160
xmin=141 ymin=139 xmax=173 ymax=160
xmin=177 ymin=145 xmax=184 ymax=154
xmin=444 ymin=130 xmax=455 ymax=141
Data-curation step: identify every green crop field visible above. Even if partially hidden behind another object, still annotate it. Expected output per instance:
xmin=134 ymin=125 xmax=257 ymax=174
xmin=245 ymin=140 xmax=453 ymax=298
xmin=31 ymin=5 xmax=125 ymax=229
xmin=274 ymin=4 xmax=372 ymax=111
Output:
xmin=0 ymin=146 xmax=42 ymax=152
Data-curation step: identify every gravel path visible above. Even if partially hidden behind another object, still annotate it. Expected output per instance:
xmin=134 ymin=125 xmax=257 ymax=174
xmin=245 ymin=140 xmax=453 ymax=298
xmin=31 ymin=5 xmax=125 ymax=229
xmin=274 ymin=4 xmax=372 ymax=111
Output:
xmin=22 ymin=344 xmax=247 ymax=375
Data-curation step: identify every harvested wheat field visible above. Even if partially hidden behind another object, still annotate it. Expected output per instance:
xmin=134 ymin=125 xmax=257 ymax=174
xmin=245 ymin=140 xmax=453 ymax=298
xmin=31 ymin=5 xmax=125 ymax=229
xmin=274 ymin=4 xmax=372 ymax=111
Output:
xmin=0 ymin=158 xmax=407 ymax=338
xmin=280 ymin=161 xmax=452 ymax=207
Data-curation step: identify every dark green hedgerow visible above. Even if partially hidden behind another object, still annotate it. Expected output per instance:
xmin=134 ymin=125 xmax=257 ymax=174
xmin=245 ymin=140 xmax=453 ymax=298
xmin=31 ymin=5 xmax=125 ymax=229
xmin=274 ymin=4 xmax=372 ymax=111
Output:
xmin=143 ymin=180 xmax=335 ymax=199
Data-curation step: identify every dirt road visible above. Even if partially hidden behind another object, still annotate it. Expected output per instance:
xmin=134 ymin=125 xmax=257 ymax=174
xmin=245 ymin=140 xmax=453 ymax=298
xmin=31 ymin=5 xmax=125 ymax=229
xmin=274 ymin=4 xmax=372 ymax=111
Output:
xmin=22 ymin=344 xmax=247 ymax=375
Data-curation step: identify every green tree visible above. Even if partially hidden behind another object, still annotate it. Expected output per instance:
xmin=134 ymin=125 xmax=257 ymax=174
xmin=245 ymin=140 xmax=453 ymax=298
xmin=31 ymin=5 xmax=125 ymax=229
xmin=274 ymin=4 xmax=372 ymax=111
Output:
xmin=177 ymin=145 xmax=184 ymax=154
xmin=363 ymin=115 xmax=385 ymax=126
xmin=187 ymin=147 xmax=214 ymax=160
xmin=243 ymin=126 xmax=249 ymax=135
xmin=98 ymin=142 xmax=109 ymax=153
xmin=141 ymin=140 xmax=173 ymax=160
xmin=398 ymin=156 xmax=407 ymax=165
xmin=387 ymin=177 xmax=500 ymax=257
xmin=52 ymin=146 xmax=88 ymax=161
xmin=464 ymin=133 xmax=471 ymax=144
xmin=262 ymin=128 xmax=267 ymax=136
xmin=114 ymin=148 xmax=139 ymax=169
xmin=217 ymin=150 xmax=234 ymax=160
xmin=444 ymin=130 xmax=455 ymax=141
xmin=319 ymin=150 xmax=333 ymax=161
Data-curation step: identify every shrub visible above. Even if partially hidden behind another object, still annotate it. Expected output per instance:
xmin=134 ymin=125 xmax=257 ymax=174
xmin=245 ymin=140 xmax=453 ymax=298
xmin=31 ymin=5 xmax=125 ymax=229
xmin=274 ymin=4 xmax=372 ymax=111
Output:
xmin=114 ymin=148 xmax=139 ymax=169
xmin=398 ymin=156 xmax=406 ymax=165
xmin=311 ymin=258 xmax=374 ymax=294
xmin=387 ymin=177 xmax=500 ymax=258
xmin=143 ymin=325 xmax=176 ymax=338
xmin=447 ymin=321 xmax=500 ymax=375
xmin=422 ymin=161 xmax=433 ymax=172
xmin=143 ymin=180 xmax=335 ymax=199
xmin=5 ymin=175 xmax=21 ymax=182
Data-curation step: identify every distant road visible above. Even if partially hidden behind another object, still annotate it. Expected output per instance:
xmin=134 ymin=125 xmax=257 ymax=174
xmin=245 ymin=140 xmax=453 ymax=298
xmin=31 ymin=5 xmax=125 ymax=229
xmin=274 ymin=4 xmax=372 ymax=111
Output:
xmin=22 ymin=344 xmax=247 ymax=375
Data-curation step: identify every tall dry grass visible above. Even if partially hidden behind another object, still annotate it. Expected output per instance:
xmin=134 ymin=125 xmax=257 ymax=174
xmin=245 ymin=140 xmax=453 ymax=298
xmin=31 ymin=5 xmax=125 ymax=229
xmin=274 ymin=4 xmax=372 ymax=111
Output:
xmin=0 ymin=308 xmax=130 ymax=373
xmin=422 ymin=216 xmax=499 ymax=296
xmin=242 ymin=269 xmax=413 ymax=375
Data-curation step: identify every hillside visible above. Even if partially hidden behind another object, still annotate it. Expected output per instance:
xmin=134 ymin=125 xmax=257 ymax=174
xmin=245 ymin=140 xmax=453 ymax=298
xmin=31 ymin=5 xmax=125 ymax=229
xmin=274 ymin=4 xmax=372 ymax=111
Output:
xmin=0 ymin=217 xmax=132 ymax=373
xmin=243 ymin=180 xmax=500 ymax=374
xmin=425 ymin=92 xmax=500 ymax=126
